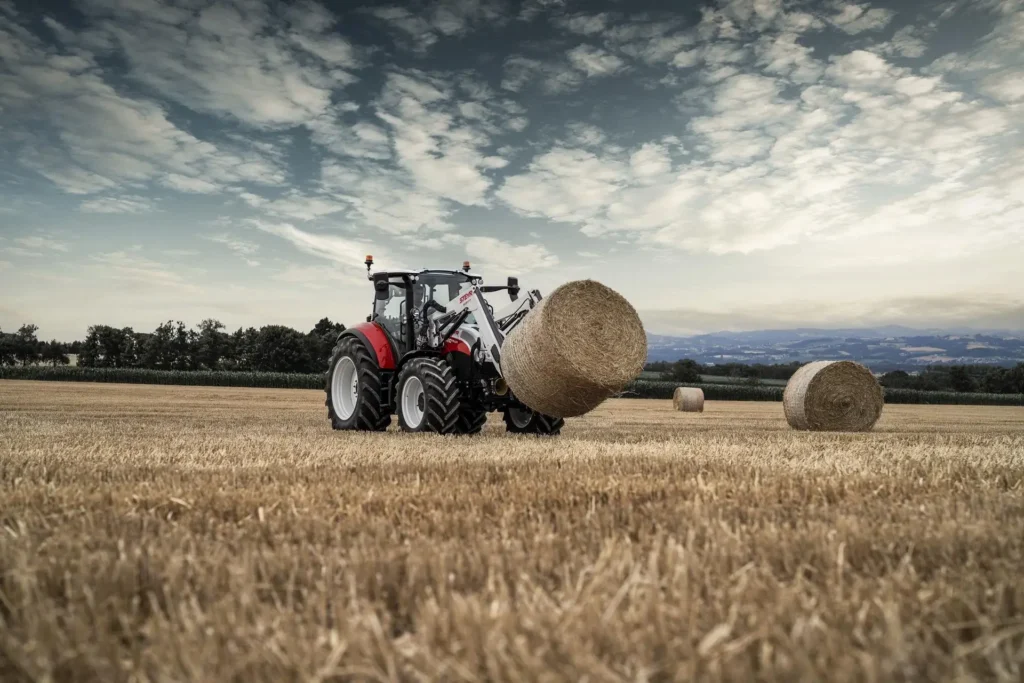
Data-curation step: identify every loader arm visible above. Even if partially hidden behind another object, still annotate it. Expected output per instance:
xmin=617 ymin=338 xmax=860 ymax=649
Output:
xmin=433 ymin=285 xmax=541 ymax=377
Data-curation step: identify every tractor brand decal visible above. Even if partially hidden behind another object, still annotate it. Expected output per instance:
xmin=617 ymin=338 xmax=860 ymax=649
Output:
xmin=442 ymin=338 xmax=471 ymax=355
xmin=458 ymin=290 xmax=474 ymax=305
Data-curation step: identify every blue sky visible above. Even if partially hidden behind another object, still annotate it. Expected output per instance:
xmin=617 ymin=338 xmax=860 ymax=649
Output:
xmin=1 ymin=0 xmax=1022 ymax=341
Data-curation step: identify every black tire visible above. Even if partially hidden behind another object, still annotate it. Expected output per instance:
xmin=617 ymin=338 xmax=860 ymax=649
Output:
xmin=395 ymin=358 xmax=461 ymax=434
xmin=325 ymin=335 xmax=391 ymax=431
xmin=503 ymin=403 xmax=564 ymax=436
xmin=455 ymin=403 xmax=488 ymax=435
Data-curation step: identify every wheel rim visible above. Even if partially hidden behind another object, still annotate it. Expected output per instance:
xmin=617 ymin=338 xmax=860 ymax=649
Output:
xmin=402 ymin=376 xmax=426 ymax=429
xmin=331 ymin=357 xmax=358 ymax=420
xmin=509 ymin=405 xmax=533 ymax=429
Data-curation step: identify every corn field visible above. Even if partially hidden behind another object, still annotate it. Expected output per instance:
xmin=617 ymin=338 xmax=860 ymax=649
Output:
xmin=1 ymin=365 xmax=1022 ymax=406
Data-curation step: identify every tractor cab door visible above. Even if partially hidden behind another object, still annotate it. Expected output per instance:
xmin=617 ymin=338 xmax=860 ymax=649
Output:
xmin=373 ymin=281 xmax=411 ymax=355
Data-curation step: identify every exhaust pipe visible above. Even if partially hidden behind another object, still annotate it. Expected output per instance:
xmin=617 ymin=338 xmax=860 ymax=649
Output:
xmin=493 ymin=378 xmax=509 ymax=396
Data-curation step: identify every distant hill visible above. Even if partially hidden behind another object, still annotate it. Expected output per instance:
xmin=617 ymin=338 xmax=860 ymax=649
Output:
xmin=645 ymin=328 xmax=1024 ymax=371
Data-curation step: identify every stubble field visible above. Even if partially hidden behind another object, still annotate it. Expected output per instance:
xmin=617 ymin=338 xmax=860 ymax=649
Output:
xmin=1 ymin=380 xmax=1023 ymax=682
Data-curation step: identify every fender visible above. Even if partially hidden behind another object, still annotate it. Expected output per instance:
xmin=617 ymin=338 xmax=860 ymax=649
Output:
xmin=341 ymin=322 xmax=396 ymax=370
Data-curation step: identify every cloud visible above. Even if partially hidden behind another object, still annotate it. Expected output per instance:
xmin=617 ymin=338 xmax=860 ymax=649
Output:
xmin=496 ymin=146 xmax=629 ymax=225
xmin=239 ymin=190 xmax=348 ymax=222
xmin=501 ymin=55 xmax=584 ymax=93
xmin=162 ymin=174 xmax=221 ymax=194
xmin=497 ymin=24 xmax=1023 ymax=260
xmin=930 ymin=5 xmax=1024 ymax=104
xmin=0 ymin=16 xmax=287 ymax=196
xmin=565 ymin=44 xmax=626 ymax=77
xmin=552 ymin=12 xmax=610 ymax=36
xmin=501 ymin=44 xmax=627 ymax=94
xmin=308 ymin=69 xmax=519 ymax=235
xmin=828 ymin=3 xmax=896 ymax=34
xmin=366 ymin=0 xmax=507 ymax=53
xmin=464 ymin=236 xmax=559 ymax=273
xmin=319 ymin=162 xmax=454 ymax=234
xmin=203 ymin=233 xmax=260 ymax=258
xmin=15 ymin=236 xmax=69 ymax=252
xmin=374 ymin=71 xmax=508 ymax=207
xmin=80 ymin=196 xmax=153 ymax=214
xmin=77 ymin=0 xmax=363 ymax=129
xmin=879 ymin=24 xmax=931 ymax=58
xmin=248 ymin=220 xmax=377 ymax=271
xmin=87 ymin=249 xmax=203 ymax=293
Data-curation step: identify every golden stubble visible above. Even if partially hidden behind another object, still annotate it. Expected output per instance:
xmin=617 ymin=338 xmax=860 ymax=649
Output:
xmin=1 ymin=380 xmax=1023 ymax=682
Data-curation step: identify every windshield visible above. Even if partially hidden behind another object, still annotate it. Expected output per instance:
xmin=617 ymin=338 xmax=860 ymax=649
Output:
xmin=413 ymin=273 xmax=467 ymax=305
xmin=414 ymin=273 xmax=477 ymax=325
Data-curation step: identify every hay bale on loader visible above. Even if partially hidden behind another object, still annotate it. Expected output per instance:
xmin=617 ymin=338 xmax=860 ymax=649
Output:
xmin=783 ymin=360 xmax=884 ymax=432
xmin=673 ymin=387 xmax=704 ymax=412
xmin=502 ymin=280 xmax=646 ymax=418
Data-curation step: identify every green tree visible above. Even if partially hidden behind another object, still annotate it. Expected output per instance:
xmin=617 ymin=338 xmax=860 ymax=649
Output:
xmin=79 ymin=326 xmax=139 ymax=368
xmin=142 ymin=321 xmax=176 ymax=370
xmin=663 ymin=359 xmax=702 ymax=383
xmin=880 ymin=370 xmax=913 ymax=389
xmin=949 ymin=366 xmax=977 ymax=393
xmin=41 ymin=340 xmax=70 ymax=366
xmin=13 ymin=324 xmax=41 ymax=366
xmin=195 ymin=319 xmax=228 ymax=370
xmin=251 ymin=325 xmax=312 ymax=373
xmin=224 ymin=327 xmax=259 ymax=371
xmin=0 ymin=327 xmax=16 ymax=366
xmin=307 ymin=317 xmax=345 ymax=372
xmin=170 ymin=321 xmax=196 ymax=370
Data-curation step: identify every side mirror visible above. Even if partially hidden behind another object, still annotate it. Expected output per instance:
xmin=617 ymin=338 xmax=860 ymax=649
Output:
xmin=508 ymin=276 xmax=520 ymax=301
xmin=374 ymin=279 xmax=389 ymax=300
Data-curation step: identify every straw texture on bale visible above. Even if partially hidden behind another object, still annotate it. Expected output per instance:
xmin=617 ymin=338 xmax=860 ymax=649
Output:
xmin=783 ymin=360 xmax=884 ymax=432
xmin=673 ymin=387 xmax=704 ymax=412
xmin=502 ymin=280 xmax=647 ymax=418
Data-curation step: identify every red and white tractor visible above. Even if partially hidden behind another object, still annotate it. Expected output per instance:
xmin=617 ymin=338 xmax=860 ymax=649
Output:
xmin=325 ymin=256 xmax=563 ymax=435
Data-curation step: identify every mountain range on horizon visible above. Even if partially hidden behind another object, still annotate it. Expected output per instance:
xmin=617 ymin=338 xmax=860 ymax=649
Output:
xmin=644 ymin=326 xmax=1024 ymax=370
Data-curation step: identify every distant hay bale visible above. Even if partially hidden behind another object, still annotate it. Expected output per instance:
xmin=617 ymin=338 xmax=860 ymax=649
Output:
xmin=673 ymin=387 xmax=704 ymax=412
xmin=783 ymin=360 xmax=884 ymax=432
xmin=502 ymin=279 xmax=647 ymax=418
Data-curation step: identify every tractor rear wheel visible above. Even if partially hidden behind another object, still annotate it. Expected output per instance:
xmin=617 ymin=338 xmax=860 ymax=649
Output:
xmin=396 ymin=358 xmax=461 ymax=434
xmin=455 ymin=402 xmax=488 ymax=435
xmin=503 ymin=404 xmax=564 ymax=436
xmin=325 ymin=335 xmax=391 ymax=431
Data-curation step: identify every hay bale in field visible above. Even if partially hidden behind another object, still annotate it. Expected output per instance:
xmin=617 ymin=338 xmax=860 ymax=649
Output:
xmin=502 ymin=279 xmax=647 ymax=418
xmin=673 ymin=387 xmax=704 ymax=412
xmin=783 ymin=360 xmax=884 ymax=432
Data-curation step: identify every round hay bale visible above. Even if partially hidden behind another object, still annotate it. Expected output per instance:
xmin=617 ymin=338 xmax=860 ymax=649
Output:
xmin=783 ymin=360 xmax=884 ymax=432
xmin=673 ymin=387 xmax=704 ymax=412
xmin=502 ymin=279 xmax=647 ymax=418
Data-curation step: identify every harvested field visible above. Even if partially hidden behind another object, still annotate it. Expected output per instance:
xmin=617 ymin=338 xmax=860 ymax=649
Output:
xmin=1 ymin=380 xmax=1023 ymax=682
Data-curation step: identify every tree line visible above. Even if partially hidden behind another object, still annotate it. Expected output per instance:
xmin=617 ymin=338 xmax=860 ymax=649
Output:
xmin=0 ymin=319 xmax=346 ymax=375
xmin=5 ymin=323 xmax=1022 ymax=394
xmin=647 ymin=358 xmax=1024 ymax=395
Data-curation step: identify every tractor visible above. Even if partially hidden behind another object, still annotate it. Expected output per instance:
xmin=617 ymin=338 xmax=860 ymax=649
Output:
xmin=325 ymin=256 xmax=564 ymax=435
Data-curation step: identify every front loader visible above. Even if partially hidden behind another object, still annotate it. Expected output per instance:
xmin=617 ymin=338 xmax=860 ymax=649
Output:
xmin=325 ymin=256 xmax=563 ymax=436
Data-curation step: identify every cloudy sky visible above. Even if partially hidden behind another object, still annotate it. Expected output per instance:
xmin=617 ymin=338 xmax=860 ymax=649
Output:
xmin=1 ymin=0 xmax=1022 ymax=341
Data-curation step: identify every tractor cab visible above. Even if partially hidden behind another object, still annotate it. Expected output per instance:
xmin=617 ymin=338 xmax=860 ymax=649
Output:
xmin=368 ymin=263 xmax=478 ymax=355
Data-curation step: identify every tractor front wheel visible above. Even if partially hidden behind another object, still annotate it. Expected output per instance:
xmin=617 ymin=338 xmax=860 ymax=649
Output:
xmin=503 ymin=403 xmax=564 ymax=436
xmin=325 ymin=335 xmax=391 ymax=431
xmin=396 ymin=358 xmax=461 ymax=434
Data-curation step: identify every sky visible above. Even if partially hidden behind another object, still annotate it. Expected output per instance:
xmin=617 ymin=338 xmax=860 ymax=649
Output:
xmin=1 ymin=0 xmax=1022 ymax=342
